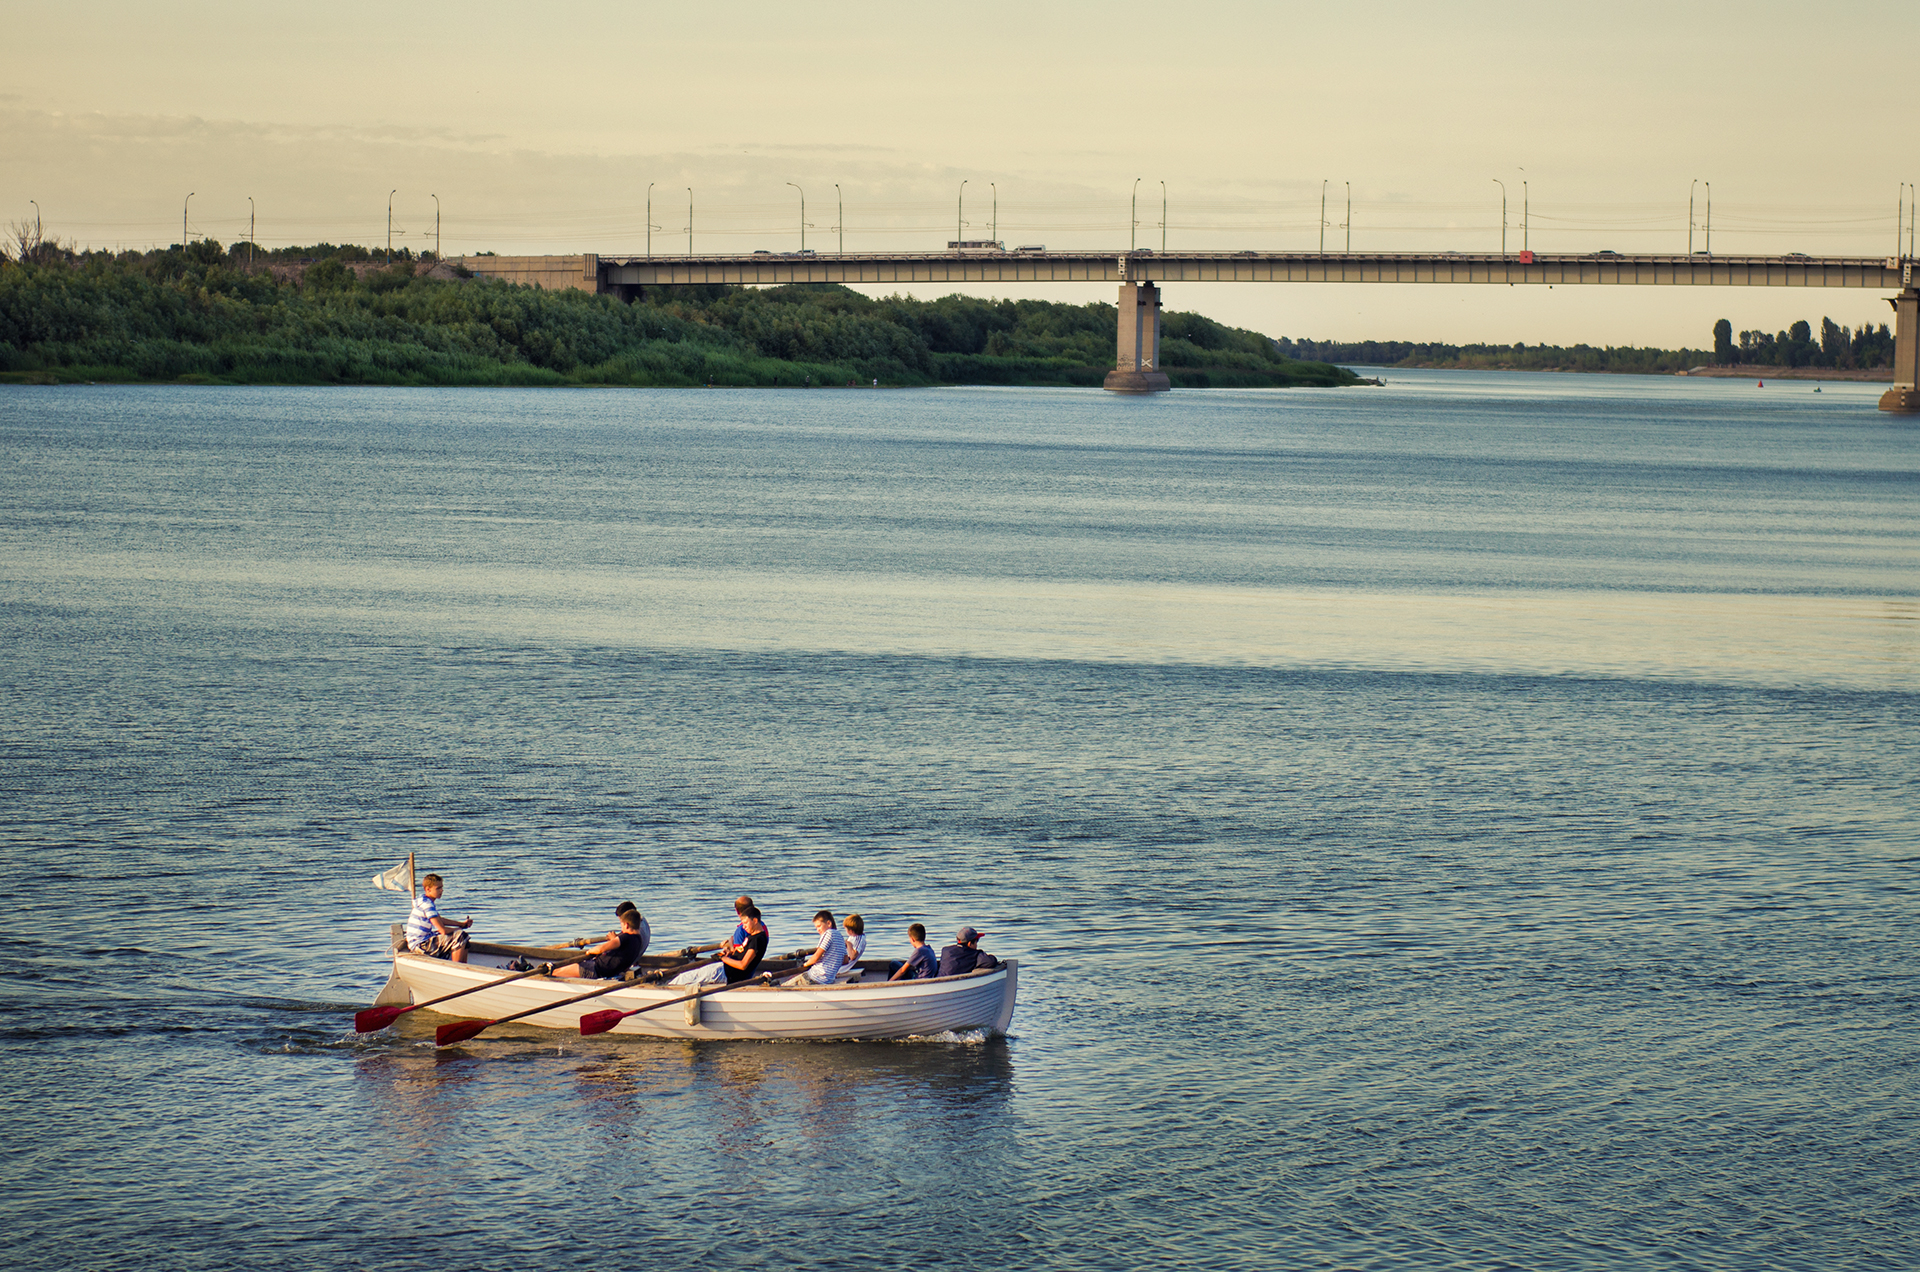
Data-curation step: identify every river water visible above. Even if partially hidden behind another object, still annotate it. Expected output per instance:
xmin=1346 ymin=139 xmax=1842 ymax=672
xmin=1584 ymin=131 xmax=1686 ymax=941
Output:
xmin=1 ymin=373 xmax=1915 ymax=1270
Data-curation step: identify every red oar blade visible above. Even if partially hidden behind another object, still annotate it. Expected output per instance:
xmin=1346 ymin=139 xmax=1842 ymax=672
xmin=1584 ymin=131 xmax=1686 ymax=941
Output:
xmin=434 ymin=1018 xmax=494 ymax=1047
xmin=578 ymin=1009 xmax=627 ymax=1037
xmin=354 ymin=1004 xmax=410 ymax=1033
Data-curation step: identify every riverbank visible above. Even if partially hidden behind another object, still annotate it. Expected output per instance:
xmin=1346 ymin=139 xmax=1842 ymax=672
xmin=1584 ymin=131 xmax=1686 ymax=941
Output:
xmin=1283 ymin=330 xmax=1896 ymax=378
xmin=0 ymin=242 xmax=1358 ymax=390
xmin=1677 ymin=364 xmax=1893 ymax=381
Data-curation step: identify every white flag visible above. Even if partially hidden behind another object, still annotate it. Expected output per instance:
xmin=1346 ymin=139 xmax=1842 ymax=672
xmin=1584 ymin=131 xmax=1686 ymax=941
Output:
xmin=371 ymin=859 xmax=411 ymax=892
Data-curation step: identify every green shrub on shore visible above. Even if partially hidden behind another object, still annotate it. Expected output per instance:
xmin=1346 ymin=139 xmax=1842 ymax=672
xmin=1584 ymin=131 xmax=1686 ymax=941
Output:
xmin=0 ymin=240 xmax=1358 ymax=389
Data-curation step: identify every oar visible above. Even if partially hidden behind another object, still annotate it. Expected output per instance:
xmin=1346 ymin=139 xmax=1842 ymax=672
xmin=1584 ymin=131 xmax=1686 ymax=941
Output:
xmin=629 ymin=954 xmax=722 ymax=985
xmin=435 ymin=966 xmax=693 ymax=1047
xmin=353 ymin=949 xmax=596 ymax=1033
xmin=632 ymin=945 xmax=809 ymax=986
xmin=578 ymin=971 xmax=774 ymax=1036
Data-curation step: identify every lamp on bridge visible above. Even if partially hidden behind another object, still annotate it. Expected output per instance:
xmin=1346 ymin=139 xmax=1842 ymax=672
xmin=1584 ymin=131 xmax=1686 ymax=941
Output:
xmin=787 ymin=182 xmax=806 ymax=253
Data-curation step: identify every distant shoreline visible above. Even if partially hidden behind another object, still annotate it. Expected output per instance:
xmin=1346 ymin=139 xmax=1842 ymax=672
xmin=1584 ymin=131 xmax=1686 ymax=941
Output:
xmin=1357 ymin=362 xmax=1893 ymax=382
xmin=1676 ymin=365 xmax=1893 ymax=382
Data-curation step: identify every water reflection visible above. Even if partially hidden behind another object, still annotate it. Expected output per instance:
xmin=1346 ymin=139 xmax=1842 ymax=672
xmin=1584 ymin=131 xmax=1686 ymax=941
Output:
xmin=354 ymin=1033 xmax=1017 ymax=1185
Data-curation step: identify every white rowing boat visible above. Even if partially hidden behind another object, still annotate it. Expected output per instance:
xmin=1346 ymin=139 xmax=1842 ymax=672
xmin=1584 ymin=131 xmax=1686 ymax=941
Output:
xmin=375 ymin=934 xmax=1018 ymax=1042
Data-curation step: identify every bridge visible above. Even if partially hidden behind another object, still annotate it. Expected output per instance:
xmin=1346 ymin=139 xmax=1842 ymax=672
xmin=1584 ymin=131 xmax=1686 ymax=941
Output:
xmin=459 ymin=251 xmax=1920 ymax=409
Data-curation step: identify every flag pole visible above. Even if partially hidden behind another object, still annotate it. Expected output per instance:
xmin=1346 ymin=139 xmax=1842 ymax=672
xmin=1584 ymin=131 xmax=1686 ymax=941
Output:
xmin=408 ymin=852 xmax=415 ymax=898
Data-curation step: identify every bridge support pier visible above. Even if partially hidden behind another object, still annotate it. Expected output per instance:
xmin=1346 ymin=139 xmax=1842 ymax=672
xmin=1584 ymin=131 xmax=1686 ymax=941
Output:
xmin=1879 ymin=288 xmax=1920 ymax=412
xmin=1103 ymin=281 xmax=1171 ymax=393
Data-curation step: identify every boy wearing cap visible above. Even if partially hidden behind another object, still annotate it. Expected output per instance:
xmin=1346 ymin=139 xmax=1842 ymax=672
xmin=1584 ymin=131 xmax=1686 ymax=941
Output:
xmin=937 ymin=926 xmax=999 ymax=977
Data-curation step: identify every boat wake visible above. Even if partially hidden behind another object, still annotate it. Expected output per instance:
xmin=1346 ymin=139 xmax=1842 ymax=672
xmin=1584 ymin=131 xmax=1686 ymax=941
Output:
xmin=903 ymin=1027 xmax=993 ymax=1045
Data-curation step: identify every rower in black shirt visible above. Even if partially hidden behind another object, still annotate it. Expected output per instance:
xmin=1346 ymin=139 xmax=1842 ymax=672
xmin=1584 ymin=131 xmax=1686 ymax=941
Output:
xmin=722 ymin=906 xmax=769 ymax=982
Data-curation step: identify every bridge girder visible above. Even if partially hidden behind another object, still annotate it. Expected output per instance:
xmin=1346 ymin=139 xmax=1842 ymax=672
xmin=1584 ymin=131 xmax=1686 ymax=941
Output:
xmin=458 ymin=252 xmax=1920 ymax=404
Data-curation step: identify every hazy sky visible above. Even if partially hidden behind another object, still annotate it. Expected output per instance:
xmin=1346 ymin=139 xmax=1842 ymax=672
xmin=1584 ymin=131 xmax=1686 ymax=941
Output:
xmin=7 ymin=0 xmax=1918 ymax=346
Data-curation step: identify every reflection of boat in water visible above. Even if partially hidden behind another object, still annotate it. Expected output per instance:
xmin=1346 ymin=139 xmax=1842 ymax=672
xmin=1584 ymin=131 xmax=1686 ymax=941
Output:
xmin=381 ymin=938 xmax=1018 ymax=1042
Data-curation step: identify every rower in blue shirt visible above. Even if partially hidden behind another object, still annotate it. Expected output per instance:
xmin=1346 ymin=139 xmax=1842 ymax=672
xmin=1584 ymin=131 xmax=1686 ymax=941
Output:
xmin=888 ymin=923 xmax=938 ymax=980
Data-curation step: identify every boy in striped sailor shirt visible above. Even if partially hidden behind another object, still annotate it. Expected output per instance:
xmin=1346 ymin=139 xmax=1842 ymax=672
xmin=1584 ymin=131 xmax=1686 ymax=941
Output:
xmin=407 ymin=873 xmax=472 ymax=963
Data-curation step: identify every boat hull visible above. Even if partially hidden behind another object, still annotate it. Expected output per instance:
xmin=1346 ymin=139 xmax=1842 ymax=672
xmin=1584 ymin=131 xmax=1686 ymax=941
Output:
xmin=389 ymin=951 xmax=1018 ymax=1041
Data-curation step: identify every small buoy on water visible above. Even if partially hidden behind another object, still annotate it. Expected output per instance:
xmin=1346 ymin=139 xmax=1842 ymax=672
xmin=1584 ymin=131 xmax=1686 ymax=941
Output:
xmin=1757 ymin=379 xmax=1764 ymax=387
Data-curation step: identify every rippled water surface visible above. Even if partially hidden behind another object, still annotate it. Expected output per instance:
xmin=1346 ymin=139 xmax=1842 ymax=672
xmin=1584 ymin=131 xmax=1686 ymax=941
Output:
xmin=2 ymin=373 xmax=1916 ymax=1270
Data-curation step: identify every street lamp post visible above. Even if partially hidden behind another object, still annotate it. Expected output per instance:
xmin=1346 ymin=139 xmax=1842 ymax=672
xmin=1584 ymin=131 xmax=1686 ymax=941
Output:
xmin=1690 ymin=179 xmax=1698 ymax=254
xmin=248 ymin=196 xmax=255 ymax=266
xmin=1519 ymin=168 xmax=1528 ymax=251
xmin=687 ymin=189 xmax=693 ymax=256
xmin=1320 ymin=181 xmax=1327 ymax=253
xmin=1493 ymin=179 xmax=1507 ymax=255
xmin=1704 ymin=182 xmax=1711 ymax=255
xmin=387 ymin=189 xmax=396 ymax=263
xmin=957 ymin=180 xmax=967 ymax=246
xmin=430 ymin=194 xmax=440 ymax=261
xmin=1160 ymin=180 xmax=1167 ymax=252
xmin=990 ymin=182 xmax=997 ymax=246
xmin=1345 ymin=182 xmax=1352 ymax=253
xmin=28 ymin=199 xmax=39 ymax=248
xmin=1130 ymin=177 xmax=1141 ymax=251
xmin=646 ymin=183 xmax=654 ymax=257
xmin=183 ymin=192 xmax=193 ymax=250
xmin=787 ymin=182 xmax=806 ymax=251
xmin=835 ymin=183 xmax=843 ymax=255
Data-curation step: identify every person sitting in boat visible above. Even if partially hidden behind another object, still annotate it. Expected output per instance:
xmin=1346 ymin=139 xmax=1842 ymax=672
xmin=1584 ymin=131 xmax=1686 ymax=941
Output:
xmin=612 ymin=900 xmax=652 ymax=955
xmin=791 ymin=909 xmax=847 ymax=987
xmin=670 ymin=905 xmax=770 ymax=986
xmin=407 ymin=873 xmax=472 ymax=964
xmin=553 ymin=907 xmax=647 ymax=981
xmin=842 ymin=912 xmax=867 ymax=967
xmin=887 ymin=923 xmax=938 ymax=981
xmin=729 ymin=895 xmax=767 ymax=951
xmin=936 ymin=926 xmax=1000 ymax=977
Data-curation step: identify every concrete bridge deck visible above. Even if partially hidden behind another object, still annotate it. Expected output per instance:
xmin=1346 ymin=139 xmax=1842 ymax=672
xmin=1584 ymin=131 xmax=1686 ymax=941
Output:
xmin=456 ymin=251 xmax=1920 ymax=406
xmin=465 ymin=251 xmax=1911 ymax=291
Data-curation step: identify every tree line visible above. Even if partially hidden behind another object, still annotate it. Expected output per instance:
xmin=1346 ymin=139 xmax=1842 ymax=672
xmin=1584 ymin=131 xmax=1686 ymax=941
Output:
xmin=1710 ymin=317 xmax=1894 ymax=369
xmin=1279 ymin=316 xmax=1897 ymax=375
xmin=0 ymin=237 xmax=1358 ymax=389
xmin=1273 ymin=337 xmax=1709 ymax=374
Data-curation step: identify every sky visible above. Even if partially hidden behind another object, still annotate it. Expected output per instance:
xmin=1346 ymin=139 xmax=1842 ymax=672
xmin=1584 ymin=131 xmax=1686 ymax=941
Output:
xmin=6 ymin=0 xmax=1919 ymax=347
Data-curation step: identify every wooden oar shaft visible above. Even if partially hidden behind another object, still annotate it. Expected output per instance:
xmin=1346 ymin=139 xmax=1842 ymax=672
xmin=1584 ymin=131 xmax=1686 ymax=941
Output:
xmin=629 ymin=971 xmax=769 ymax=1017
xmin=355 ymin=949 xmax=598 ymax=1031
xmin=418 ymin=950 xmax=595 ymax=1006
xmin=579 ymin=972 xmax=772 ymax=1034
xmin=479 ymin=967 xmax=653 ymax=1029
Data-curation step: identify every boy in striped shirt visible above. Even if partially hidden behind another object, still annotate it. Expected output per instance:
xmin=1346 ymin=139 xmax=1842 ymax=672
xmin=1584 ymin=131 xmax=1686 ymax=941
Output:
xmin=407 ymin=873 xmax=472 ymax=963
